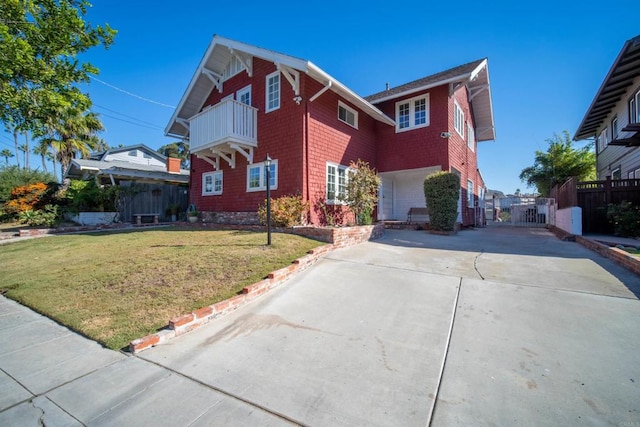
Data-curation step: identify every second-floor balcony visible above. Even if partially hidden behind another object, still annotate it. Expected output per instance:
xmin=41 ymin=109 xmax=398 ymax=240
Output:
xmin=189 ymin=99 xmax=258 ymax=154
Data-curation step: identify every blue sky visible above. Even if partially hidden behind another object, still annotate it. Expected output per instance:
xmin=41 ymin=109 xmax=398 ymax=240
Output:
xmin=2 ymin=0 xmax=639 ymax=194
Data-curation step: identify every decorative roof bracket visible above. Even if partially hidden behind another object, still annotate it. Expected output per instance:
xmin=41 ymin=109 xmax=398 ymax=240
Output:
xmin=229 ymin=143 xmax=254 ymax=164
xmin=202 ymin=67 xmax=223 ymax=93
xmin=229 ymin=48 xmax=253 ymax=77
xmin=469 ymin=84 xmax=489 ymax=101
xmin=277 ymin=63 xmax=300 ymax=96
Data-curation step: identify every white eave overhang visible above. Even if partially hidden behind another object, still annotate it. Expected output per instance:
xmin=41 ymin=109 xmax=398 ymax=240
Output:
xmin=165 ymin=35 xmax=395 ymax=139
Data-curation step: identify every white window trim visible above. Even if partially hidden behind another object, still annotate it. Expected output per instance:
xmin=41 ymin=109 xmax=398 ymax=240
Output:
xmin=611 ymin=116 xmax=618 ymax=140
xmin=265 ymin=71 xmax=280 ymax=113
xmin=246 ymin=160 xmax=278 ymax=192
xmin=598 ymin=129 xmax=606 ymax=153
xmin=202 ymin=171 xmax=223 ymax=196
xmin=467 ymin=179 xmax=474 ymax=204
xmin=326 ymin=162 xmax=350 ymax=204
xmin=338 ymin=101 xmax=358 ymax=129
xmin=611 ymin=167 xmax=621 ymax=180
xmin=454 ymin=101 xmax=465 ymax=138
xmin=395 ymin=94 xmax=430 ymax=132
xmin=237 ymin=85 xmax=251 ymax=106
xmin=631 ymin=89 xmax=640 ymax=124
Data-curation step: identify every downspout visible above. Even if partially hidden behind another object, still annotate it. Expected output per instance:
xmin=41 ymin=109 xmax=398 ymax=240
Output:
xmin=304 ymin=98 xmax=310 ymax=224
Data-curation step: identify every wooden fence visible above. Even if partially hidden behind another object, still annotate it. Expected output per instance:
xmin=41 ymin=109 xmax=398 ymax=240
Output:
xmin=553 ymin=177 xmax=640 ymax=234
xmin=117 ymin=182 xmax=189 ymax=223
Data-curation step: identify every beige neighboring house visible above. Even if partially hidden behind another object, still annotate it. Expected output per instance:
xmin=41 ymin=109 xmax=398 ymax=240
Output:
xmin=574 ymin=34 xmax=640 ymax=179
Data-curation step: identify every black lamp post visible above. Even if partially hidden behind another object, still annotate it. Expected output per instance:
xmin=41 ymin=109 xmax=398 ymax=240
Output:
xmin=265 ymin=154 xmax=272 ymax=246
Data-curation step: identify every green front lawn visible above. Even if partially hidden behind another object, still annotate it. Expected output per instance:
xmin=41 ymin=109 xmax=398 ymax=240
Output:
xmin=0 ymin=227 xmax=321 ymax=350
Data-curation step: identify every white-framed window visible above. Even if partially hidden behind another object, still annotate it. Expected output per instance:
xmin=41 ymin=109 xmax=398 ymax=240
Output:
xmin=395 ymin=94 xmax=429 ymax=132
xmin=237 ymin=85 xmax=251 ymax=106
xmin=266 ymin=71 xmax=280 ymax=113
xmin=597 ymin=129 xmax=606 ymax=153
xmin=467 ymin=179 xmax=474 ymax=204
xmin=326 ymin=163 xmax=349 ymax=204
xmin=203 ymin=171 xmax=223 ymax=195
xmin=611 ymin=117 xmax=618 ymax=140
xmin=467 ymin=123 xmax=475 ymax=152
xmin=454 ymin=102 xmax=465 ymax=137
xmin=338 ymin=101 xmax=358 ymax=129
xmin=630 ymin=89 xmax=640 ymax=124
xmin=479 ymin=186 xmax=485 ymax=202
xmin=247 ymin=160 xmax=278 ymax=192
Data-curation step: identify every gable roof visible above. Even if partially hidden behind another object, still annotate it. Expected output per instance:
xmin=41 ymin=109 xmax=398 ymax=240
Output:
xmin=365 ymin=59 xmax=496 ymax=142
xmin=66 ymin=158 xmax=189 ymax=183
xmin=91 ymin=144 xmax=167 ymax=163
xmin=575 ymin=34 xmax=640 ymax=140
xmin=165 ymin=35 xmax=395 ymax=138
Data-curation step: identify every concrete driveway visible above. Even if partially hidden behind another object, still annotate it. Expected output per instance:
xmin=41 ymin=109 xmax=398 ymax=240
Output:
xmin=139 ymin=226 xmax=639 ymax=426
xmin=1 ymin=226 xmax=638 ymax=426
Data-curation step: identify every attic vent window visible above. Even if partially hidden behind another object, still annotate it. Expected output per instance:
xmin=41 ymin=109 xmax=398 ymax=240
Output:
xmin=338 ymin=101 xmax=358 ymax=129
xmin=223 ymin=56 xmax=248 ymax=81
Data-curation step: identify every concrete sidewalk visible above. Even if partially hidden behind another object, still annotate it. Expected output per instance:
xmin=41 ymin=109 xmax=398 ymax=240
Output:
xmin=1 ymin=226 xmax=639 ymax=426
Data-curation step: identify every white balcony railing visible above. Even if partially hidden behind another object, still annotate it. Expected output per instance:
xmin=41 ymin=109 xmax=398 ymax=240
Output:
xmin=189 ymin=99 xmax=258 ymax=152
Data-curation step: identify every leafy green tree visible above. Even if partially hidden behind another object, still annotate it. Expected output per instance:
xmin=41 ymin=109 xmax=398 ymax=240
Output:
xmin=0 ymin=0 xmax=115 ymax=147
xmin=519 ymin=131 xmax=595 ymax=197
xmin=47 ymin=108 xmax=103 ymax=178
xmin=0 ymin=149 xmax=13 ymax=166
xmin=158 ymin=141 xmax=190 ymax=168
xmin=342 ymin=159 xmax=381 ymax=225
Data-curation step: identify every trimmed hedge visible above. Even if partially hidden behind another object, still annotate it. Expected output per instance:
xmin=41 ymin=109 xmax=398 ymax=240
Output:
xmin=424 ymin=172 xmax=460 ymax=231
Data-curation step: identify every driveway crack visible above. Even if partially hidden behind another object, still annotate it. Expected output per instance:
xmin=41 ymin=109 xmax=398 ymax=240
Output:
xmin=474 ymin=251 xmax=485 ymax=280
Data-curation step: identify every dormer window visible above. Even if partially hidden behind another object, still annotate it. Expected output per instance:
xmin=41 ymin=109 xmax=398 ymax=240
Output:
xmin=395 ymin=94 xmax=429 ymax=132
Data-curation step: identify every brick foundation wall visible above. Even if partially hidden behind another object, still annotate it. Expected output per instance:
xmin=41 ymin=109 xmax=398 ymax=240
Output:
xmin=575 ymin=236 xmax=640 ymax=276
xmin=200 ymin=211 xmax=260 ymax=225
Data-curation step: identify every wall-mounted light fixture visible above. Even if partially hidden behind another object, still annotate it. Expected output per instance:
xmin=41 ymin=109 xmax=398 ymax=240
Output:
xmin=441 ymin=132 xmax=452 ymax=139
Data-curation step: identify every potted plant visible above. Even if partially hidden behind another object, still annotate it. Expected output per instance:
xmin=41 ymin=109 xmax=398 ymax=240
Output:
xmin=166 ymin=203 xmax=180 ymax=222
xmin=187 ymin=210 xmax=199 ymax=223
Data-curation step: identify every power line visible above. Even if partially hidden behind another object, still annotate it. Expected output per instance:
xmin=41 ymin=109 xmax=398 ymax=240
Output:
xmin=93 ymin=104 xmax=164 ymax=129
xmin=98 ymin=112 xmax=164 ymax=131
xmin=89 ymin=75 xmax=176 ymax=108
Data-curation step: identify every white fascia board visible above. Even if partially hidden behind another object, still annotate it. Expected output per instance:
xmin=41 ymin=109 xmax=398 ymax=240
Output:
xmin=307 ymin=62 xmax=395 ymax=126
xmin=369 ymin=73 xmax=474 ymax=105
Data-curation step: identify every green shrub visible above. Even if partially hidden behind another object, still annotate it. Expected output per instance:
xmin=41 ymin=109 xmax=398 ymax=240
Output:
xmin=423 ymin=172 xmax=460 ymax=231
xmin=342 ymin=159 xmax=381 ymax=225
xmin=607 ymin=201 xmax=640 ymax=237
xmin=258 ymin=194 xmax=309 ymax=227
xmin=65 ymin=179 xmax=119 ymax=213
xmin=18 ymin=205 xmax=60 ymax=227
xmin=0 ymin=166 xmax=56 ymax=204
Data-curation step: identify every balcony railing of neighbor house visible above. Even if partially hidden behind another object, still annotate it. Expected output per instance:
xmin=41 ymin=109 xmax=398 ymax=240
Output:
xmin=189 ymin=99 xmax=258 ymax=152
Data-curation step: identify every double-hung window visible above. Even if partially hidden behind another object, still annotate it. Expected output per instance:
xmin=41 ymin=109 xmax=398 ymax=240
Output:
xmin=203 ymin=171 xmax=223 ymax=195
xmin=467 ymin=179 xmax=474 ymax=204
xmin=467 ymin=123 xmax=475 ymax=152
xmin=326 ymin=163 xmax=349 ymax=204
xmin=611 ymin=117 xmax=618 ymax=140
xmin=247 ymin=160 xmax=278 ymax=192
xmin=266 ymin=71 xmax=280 ymax=112
xmin=338 ymin=101 xmax=358 ymax=129
xmin=395 ymin=94 xmax=429 ymax=132
xmin=454 ymin=102 xmax=465 ymax=137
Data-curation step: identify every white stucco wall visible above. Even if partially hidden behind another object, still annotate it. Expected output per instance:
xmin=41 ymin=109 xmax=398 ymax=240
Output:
xmin=556 ymin=207 xmax=582 ymax=235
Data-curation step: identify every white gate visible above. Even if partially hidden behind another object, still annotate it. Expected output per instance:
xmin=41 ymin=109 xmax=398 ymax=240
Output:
xmin=492 ymin=197 xmax=555 ymax=227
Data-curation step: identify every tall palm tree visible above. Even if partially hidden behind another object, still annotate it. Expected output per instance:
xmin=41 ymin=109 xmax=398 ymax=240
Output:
xmin=33 ymin=139 xmax=50 ymax=172
xmin=46 ymin=108 xmax=104 ymax=179
xmin=12 ymin=128 xmax=20 ymax=169
xmin=24 ymin=131 xmax=30 ymax=170
xmin=46 ymin=148 xmax=58 ymax=182
xmin=18 ymin=143 xmax=27 ymax=168
xmin=0 ymin=149 xmax=14 ymax=166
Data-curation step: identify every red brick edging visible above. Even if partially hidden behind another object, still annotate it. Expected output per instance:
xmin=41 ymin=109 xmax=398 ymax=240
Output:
xmin=574 ymin=236 xmax=640 ymax=276
xmin=129 ymin=244 xmax=335 ymax=353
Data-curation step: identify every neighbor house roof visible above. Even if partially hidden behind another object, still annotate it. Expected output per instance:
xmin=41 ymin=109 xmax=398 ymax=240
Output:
xmin=67 ymin=158 xmax=189 ymax=183
xmin=366 ymin=59 xmax=496 ymax=142
xmin=574 ymin=34 xmax=640 ymax=140
xmin=89 ymin=144 xmax=168 ymax=163
xmin=165 ymin=35 xmax=396 ymax=138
